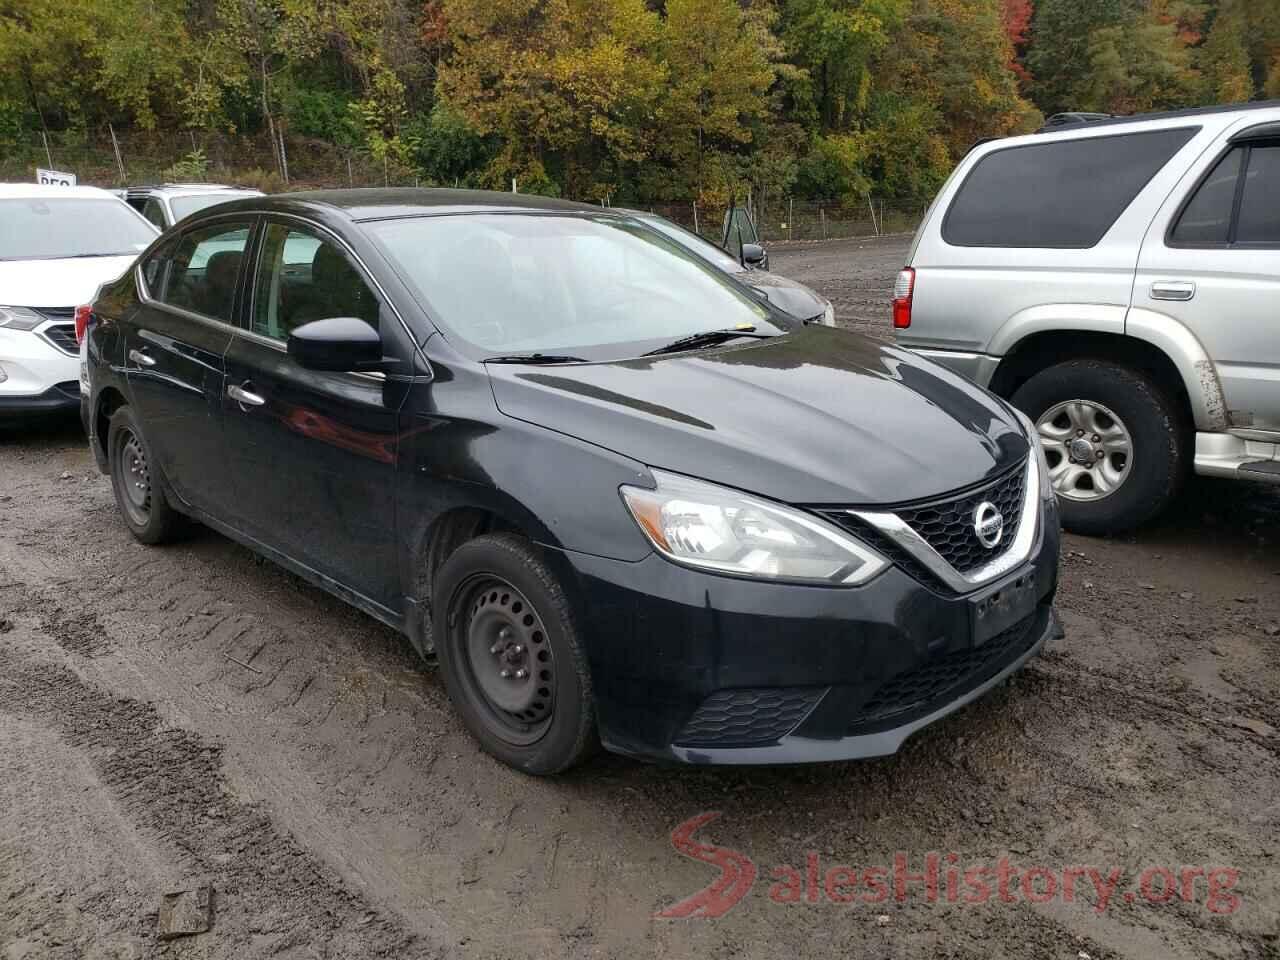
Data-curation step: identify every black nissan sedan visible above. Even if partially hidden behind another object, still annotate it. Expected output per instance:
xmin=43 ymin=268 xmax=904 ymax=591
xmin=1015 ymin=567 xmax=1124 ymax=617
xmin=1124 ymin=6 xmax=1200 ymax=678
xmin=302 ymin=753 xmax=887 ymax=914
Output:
xmin=82 ymin=189 xmax=1061 ymax=775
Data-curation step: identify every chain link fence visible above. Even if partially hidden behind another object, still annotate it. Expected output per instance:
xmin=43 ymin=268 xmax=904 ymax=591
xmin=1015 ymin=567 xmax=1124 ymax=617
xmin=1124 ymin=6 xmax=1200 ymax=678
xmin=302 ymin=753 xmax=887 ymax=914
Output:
xmin=2 ymin=129 xmax=928 ymax=242
xmin=635 ymin=199 xmax=926 ymax=246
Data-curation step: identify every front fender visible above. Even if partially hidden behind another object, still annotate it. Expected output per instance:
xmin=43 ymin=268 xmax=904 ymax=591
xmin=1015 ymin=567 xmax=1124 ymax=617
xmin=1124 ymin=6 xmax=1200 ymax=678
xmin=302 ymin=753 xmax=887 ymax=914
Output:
xmin=1124 ymin=307 xmax=1228 ymax=432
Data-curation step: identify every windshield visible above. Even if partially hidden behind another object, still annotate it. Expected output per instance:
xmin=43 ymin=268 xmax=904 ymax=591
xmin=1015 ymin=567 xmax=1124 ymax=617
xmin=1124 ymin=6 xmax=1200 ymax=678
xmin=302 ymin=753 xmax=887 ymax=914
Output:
xmin=0 ymin=198 xmax=157 ymax=260
xmin=635 ymin=215 xmax=746 ymax=273
xmin=169 ymin=191 xmax=260 ymax=222
xmin=369 ymin=213 xmax=789 ymax=359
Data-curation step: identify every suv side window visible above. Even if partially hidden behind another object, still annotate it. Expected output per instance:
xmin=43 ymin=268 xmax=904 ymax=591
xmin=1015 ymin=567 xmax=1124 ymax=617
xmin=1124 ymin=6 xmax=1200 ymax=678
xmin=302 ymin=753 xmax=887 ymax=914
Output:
xmin=251 ymin=223 xmax=379 ymax=341
xmin=159 ymin=223 xmax=252 ymax=323
xmin=141 ymin=197 xmax=168 ymax=230
xmin=1235 ymin=143 xmax=1280 ymax=244
xmin=1170 ymin=141 xmax=1280 ymax=246
xmin=944 ymin=128 xmax=1197 ymax=248
xmin=1170 ymin=148 xmax=1243 ymax=245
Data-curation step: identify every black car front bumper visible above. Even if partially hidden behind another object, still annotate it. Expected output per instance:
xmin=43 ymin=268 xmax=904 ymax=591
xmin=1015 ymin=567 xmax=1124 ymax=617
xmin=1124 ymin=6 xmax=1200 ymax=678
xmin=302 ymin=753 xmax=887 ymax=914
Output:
xmin=559 ymin=500 xmax=1061 ymax=764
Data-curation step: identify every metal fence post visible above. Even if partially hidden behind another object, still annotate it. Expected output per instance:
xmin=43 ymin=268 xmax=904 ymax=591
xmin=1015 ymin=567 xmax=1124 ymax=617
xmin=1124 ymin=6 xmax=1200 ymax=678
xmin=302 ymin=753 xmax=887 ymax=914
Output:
xmin=788 ymin=198 xmax=793 ymax=242
xmin=108 ymin=124 xmax=126 ymax=184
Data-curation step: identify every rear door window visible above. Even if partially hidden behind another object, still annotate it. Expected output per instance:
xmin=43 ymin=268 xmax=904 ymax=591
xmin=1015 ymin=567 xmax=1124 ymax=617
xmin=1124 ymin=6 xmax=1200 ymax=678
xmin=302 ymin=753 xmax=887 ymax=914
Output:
xmin=159 ymin=223 xmax=253 ymax=323
xmin=943 ymin=128 xmax=1197 ymax=248
xmin=1235 ymin=143 xmax=1280 ymax=244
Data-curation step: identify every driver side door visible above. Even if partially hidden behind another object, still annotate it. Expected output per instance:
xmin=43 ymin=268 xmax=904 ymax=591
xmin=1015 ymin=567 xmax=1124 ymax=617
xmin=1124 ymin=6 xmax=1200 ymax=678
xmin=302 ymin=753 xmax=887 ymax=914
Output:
xmin=220 ymin=218 xmax=407 ymax=611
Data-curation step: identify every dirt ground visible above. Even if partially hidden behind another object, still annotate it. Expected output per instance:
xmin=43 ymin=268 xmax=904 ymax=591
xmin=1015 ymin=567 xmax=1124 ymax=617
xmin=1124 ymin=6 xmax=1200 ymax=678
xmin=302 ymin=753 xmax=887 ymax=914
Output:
xmin=2 ymin=235 xmax=1278 ymax=960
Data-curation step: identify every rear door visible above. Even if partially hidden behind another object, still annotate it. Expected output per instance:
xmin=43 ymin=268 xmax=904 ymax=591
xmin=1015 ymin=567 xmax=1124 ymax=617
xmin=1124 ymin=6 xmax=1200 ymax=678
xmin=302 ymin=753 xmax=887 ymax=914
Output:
xmin=220 ymin=218 xmax=406 ymax=609
xmin=1136 ymin=123 xmax=1280 ymax=432
xmin=124 ymin=219 xmax=254 ymax=517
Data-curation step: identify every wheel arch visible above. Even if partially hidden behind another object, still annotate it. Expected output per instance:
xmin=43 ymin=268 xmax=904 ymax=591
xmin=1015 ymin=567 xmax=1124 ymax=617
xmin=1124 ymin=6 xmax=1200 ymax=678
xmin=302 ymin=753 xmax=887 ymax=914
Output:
xmin=988 ymin=327 xmax=1216 ymax=432
xmin=402 ymin=498 xmax=585 ymax=660
xmin=93 ymin=385 xmax=129 ymax=467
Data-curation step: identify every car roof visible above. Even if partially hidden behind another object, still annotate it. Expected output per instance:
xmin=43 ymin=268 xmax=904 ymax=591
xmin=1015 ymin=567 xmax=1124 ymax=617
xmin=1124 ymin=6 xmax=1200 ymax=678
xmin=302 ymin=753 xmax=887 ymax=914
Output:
xmin=0 ymin=183 xmax=123 ymax=200
xmin=210 ymin=187 xmax=608 ymax=222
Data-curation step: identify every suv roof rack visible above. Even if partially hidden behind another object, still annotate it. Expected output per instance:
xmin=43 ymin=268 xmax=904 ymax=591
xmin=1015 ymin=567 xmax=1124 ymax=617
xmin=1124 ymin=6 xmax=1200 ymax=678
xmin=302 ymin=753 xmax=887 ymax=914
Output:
xmin=1040 ymin=112 xmax=1113 ymax=130
xmin=1036 ymin=99 xmax=1280 ymax=134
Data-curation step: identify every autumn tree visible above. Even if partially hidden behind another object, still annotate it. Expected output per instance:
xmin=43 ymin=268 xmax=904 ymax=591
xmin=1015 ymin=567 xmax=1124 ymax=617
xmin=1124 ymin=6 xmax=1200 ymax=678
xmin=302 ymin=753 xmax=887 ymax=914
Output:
xmin=437 ymin=0 xmax=665 ymax=196
xmin=1198 ymin=3 xmax=1252 ymax=102
xmin=658 ymin=0 xmax=780 ymax=202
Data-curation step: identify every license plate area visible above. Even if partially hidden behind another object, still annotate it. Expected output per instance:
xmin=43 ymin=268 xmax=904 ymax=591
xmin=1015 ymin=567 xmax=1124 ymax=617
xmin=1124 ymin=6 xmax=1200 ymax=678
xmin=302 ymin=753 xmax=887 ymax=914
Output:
xmin=970 ymin=571 xmax=1038 ymax=646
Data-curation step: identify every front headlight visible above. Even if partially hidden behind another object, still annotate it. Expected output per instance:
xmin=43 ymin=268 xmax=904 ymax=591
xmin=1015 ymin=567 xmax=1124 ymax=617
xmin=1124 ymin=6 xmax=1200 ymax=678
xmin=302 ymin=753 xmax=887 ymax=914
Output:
xmin=620 ymin=470 xmax=888 ymax=585
xmin=822 ymin=300 xmax=835 ymax=326
xmin=1014 ymin=408 xmax=1053 ymax=500
xmin=0 ymin=306 xmax=45 ymax=331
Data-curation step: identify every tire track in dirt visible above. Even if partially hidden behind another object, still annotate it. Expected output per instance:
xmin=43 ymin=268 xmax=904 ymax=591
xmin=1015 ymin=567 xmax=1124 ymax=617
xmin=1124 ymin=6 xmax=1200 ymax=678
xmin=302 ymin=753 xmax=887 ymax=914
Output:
xmin=0 ymin=635 xmax=445 ymax=959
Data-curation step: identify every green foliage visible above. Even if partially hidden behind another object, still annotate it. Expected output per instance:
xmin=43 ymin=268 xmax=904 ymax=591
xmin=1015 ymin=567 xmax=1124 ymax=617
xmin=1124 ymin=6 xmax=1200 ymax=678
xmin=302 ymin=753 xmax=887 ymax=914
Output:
xmin=163 ymin=148 xmax=209 ymax=181
xmin=4 ymin=0 xmax=1276 ymax=203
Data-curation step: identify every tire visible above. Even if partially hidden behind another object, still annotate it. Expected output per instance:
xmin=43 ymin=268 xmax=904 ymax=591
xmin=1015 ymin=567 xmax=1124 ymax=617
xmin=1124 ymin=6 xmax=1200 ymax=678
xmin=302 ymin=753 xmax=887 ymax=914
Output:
xmin=432 ymin=533 xmax=596 ymax=775
xmin=1011 ymin=359 xmax=1187 ymax=536
xmin=107 ymin=405 xmax=185 ymax=545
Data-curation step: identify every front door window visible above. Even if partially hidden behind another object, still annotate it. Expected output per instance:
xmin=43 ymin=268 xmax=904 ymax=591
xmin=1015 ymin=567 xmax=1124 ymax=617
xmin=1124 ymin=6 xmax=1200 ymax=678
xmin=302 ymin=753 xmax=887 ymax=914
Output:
xmin=251 ymin=224 xmax=379 ymax=341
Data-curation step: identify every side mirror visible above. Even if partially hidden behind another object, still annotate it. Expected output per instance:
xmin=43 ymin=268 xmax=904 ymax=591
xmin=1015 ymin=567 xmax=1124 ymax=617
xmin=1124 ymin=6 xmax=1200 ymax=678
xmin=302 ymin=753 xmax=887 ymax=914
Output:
xmin=741 ymin=242 xmax=767 ymax=267
xmin=287 ymin=317 xmax=384 ymax=372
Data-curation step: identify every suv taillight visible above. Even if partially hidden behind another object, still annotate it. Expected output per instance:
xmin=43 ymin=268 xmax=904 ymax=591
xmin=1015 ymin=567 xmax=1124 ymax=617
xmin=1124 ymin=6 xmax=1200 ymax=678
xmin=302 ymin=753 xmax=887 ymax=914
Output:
xmin=892 ymin=268 xmax=914 ymax=329
xmin=74 ymin=305 xmax=93 ymax=344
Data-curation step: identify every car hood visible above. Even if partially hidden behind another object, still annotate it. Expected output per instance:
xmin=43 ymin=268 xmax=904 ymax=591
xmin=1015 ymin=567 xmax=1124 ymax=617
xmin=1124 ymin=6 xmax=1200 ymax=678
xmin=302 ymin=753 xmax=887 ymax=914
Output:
xmin=488 ymin=325 xmax=1029 ymax=505
xmin=741 ymin=269 xmax=828 ymax=320
xmin=0 ymin=255 xmax=138 ymax=308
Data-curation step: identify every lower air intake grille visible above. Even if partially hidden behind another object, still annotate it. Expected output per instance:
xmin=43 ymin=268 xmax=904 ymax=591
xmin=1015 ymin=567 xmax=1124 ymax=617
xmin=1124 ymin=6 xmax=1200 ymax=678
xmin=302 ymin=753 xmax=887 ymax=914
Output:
xmin=674 ymin=687 xmax=828 ymax=748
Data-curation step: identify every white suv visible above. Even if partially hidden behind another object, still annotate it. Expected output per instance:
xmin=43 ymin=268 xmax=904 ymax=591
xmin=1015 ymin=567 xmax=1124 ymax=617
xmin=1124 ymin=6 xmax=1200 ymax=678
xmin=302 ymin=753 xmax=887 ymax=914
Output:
xmin=895 ymin=102 xmax=1280 ymax=533
xmin=0 ymin=185 xmax=158 ymax=422
xmin=123 ymin=184 xmax=264 ymax=230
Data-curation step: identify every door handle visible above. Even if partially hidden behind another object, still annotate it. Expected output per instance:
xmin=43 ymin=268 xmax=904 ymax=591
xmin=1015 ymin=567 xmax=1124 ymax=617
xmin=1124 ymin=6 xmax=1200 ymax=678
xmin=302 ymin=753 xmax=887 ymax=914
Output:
xmin=1150 ymin=280 xmax=1195 ymax=301
xmin=227 ymin=382 xmax=266 ymax=408
xmin=128 ymin=348 xmax=156 ymax=367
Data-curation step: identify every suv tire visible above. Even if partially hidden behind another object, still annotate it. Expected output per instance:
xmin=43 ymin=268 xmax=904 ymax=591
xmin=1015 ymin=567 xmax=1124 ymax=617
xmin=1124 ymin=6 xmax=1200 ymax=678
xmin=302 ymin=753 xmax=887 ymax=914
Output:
xmin=107 ymin=405 xmax=187 ymax=545
xmin=433 ymin=533 xmax=596 ymax=775
xmin=1011 ymin=359 xmax=1186 ymax=535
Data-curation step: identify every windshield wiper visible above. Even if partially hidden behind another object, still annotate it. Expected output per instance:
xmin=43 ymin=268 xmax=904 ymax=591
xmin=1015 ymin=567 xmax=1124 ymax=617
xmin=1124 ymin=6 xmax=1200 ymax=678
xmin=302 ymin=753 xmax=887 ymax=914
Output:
xmin=483 ymin=353 xmax=588 ymax=365
xmin=642 ymin=327 xmax=774 ymax=357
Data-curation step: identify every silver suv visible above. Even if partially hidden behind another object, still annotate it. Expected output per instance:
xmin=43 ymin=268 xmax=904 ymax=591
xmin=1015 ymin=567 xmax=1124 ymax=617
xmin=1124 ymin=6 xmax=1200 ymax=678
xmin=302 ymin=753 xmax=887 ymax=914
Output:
xmin=896 ymin=101 xmax=1280 ymax=534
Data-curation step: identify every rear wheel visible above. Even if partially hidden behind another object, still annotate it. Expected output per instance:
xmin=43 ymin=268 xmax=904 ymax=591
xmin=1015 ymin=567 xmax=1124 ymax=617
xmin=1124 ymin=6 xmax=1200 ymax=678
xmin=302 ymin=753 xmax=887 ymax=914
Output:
xmin=433 ymin=533 xmax=596 ymax=774
xmin=1011 ymin=359 xmax=1187 ymax=535
xmin=107 ymin=406 xmax=184 ymax=544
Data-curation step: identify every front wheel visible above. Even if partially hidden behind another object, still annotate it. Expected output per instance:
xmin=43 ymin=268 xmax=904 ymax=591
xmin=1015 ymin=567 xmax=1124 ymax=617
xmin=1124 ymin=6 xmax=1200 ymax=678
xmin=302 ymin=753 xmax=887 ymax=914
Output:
xmin=432 ymin=533 xmax=596 ymax=775
xmin=1011 ymin=360 xmax=1187 ymax=535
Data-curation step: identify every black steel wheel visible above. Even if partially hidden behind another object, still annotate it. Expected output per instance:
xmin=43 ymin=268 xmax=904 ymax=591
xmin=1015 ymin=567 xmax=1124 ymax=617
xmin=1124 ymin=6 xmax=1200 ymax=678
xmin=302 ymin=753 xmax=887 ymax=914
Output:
xmin=113 ymin=426 xmax=152 ymax=527
xmin=433 ymin=533 xmax=596 ymax=774
xmin=107 ymin=405 xmax=184 ymax=544
xmin=455 ymin=577 xmax=557 ymax=745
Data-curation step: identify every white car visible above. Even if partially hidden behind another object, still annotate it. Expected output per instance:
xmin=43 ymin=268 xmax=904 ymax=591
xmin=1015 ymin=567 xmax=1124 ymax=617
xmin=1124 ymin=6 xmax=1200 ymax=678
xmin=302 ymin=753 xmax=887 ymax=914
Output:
xmin=0 ymin=184 xmax=158 ymax=422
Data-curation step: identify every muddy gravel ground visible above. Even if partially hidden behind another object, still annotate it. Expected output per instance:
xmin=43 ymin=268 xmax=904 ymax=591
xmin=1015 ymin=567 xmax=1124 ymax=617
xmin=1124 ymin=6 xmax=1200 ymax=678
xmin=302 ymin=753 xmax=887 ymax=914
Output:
xmin=3 ymin=235 xmax=1279 ymax=960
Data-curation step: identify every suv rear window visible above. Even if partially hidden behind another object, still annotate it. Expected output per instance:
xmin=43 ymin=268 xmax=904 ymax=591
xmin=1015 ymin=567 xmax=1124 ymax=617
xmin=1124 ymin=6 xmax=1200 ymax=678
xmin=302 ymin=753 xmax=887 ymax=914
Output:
xmin=943 ymin=128 xmax=1197 ymax=249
